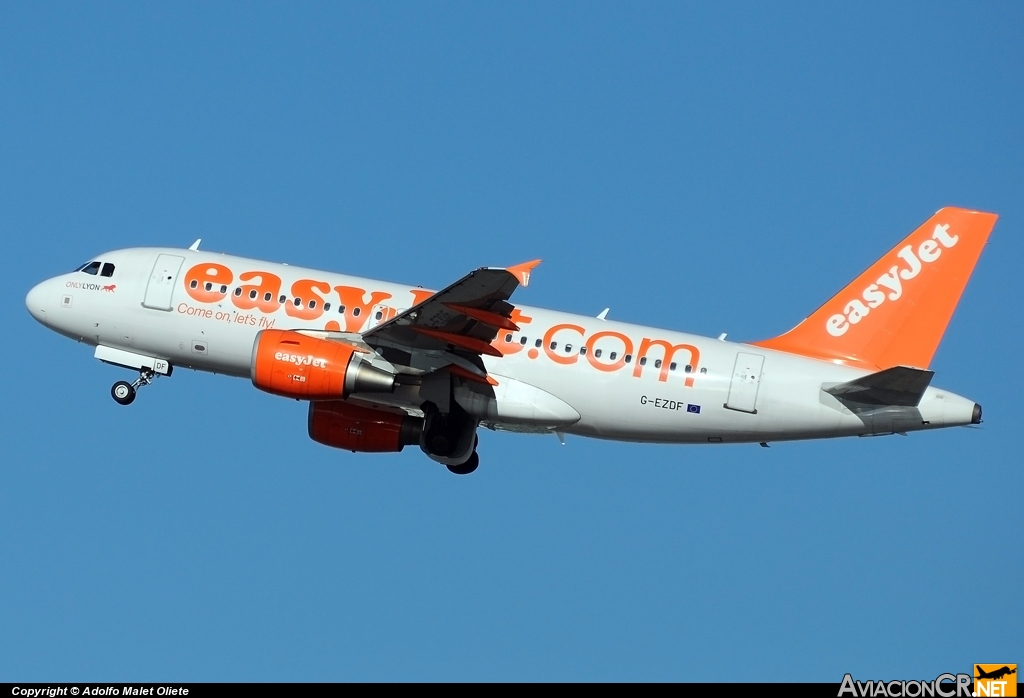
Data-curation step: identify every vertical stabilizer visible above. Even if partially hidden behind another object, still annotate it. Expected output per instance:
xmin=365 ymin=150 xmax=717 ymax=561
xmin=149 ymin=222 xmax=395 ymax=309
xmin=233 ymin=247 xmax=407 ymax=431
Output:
xmin=754 ymin=207 xmax=997 ymax=369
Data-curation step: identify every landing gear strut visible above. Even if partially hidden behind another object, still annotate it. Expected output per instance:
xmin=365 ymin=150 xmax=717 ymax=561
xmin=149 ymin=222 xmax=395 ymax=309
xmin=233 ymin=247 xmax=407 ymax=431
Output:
xmin=110 ymin=369 xmax=156 ymax=406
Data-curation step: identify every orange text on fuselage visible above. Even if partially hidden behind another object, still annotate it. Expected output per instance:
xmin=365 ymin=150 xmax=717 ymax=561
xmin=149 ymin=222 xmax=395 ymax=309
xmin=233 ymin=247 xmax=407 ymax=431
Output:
xmin=182 ymin=263 xmax=700 ymax=387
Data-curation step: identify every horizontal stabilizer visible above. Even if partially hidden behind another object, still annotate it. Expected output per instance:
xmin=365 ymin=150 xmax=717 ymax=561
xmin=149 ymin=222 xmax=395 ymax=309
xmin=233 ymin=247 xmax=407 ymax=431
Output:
xmin=825 ymin=366 xmax=934 ymax=407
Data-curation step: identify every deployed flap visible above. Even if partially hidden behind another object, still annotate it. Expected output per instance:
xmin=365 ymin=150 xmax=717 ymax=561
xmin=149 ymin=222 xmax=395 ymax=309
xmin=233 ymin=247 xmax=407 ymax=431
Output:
xmin=362 ymin=262 xmax=539 ymax=370
xmin=825 ymin=366 xmax=934 ymax=407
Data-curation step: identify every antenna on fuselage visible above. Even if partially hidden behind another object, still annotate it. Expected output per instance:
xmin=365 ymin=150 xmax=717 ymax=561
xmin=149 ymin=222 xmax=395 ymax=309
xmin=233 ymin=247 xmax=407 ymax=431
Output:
xmin=596 ymin=308 xmax=610 ymax=320
xmin=189 ymin=239 xmax=201 ymax=251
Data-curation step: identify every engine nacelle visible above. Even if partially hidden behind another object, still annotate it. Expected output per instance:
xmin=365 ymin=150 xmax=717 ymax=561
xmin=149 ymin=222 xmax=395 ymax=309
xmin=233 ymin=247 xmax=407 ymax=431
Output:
xmin=308 ymin=400 xmax=423 ymax=453
xmin=251 ymin=329 xmax=395 ymax=400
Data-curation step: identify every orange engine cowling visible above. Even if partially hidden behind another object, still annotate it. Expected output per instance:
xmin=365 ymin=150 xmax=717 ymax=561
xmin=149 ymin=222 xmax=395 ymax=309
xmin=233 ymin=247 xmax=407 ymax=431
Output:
xmin=251 ymin=329 xmax=395 ymax=400
xmin=308 ymin=400 xmax=423 ymax=453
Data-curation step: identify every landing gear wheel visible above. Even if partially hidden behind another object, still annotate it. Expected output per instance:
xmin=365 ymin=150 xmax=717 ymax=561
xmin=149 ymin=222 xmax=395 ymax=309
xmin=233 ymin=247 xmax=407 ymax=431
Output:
xmin=111 ymin=381 xmax=136 ymax=406
xmin=446 ymin=451 xmax=479 ymax=476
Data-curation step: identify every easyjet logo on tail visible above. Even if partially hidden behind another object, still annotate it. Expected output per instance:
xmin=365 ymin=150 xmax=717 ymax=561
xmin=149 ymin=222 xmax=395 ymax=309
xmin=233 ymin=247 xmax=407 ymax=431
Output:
xmin=753 ymin=207 xmax=997 ymax=370
xmin=826 ymin=223 xmax=959 ymax=337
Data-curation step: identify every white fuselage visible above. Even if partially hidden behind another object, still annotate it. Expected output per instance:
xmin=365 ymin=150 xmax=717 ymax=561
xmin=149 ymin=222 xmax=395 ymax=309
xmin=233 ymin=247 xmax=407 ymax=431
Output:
xmin=26 ymin=247 xmax=979 ymax=444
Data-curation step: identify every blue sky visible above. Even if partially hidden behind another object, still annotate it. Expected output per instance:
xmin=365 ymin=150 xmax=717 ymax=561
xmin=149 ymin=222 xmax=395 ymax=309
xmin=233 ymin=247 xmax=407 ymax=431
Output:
xmin=1 ymin=2 xmax=1021 ymax=681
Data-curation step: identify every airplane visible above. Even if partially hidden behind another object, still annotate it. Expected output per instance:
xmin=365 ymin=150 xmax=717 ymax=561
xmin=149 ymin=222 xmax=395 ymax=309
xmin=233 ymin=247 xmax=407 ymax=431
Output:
xmin=25 ymin=207 xmax=996 ymax=475
xmin=976 ymin=666 xmax=1016 ymax=681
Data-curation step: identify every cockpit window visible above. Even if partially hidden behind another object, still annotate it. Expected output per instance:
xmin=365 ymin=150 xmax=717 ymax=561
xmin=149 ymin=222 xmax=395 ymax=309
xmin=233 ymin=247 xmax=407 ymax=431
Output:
xmin=80 ymin=262 xmax=101 ymax=275
xmin=100 ymin=263 xmax=115 ymax=277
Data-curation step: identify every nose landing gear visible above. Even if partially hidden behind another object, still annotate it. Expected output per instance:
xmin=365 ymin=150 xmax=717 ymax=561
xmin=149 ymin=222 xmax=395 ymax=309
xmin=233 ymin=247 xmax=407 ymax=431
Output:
xmin=110 ymin=368 xmax=157 ymax=406
xmin=111 ymin=381 xmax=135 ymax=405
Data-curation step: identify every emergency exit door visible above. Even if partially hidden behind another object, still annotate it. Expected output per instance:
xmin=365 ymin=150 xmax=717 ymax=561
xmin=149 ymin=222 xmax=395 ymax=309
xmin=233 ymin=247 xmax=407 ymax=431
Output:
xmin=725 ymin=352 xmax=764 ymax=414
xmin=142 ymin=254 xmax=185 ymax=311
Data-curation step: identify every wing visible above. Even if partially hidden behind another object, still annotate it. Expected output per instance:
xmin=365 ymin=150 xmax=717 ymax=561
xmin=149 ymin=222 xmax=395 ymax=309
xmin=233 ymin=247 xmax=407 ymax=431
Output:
xmin=361 ymin=260 xmax=540 ymax=381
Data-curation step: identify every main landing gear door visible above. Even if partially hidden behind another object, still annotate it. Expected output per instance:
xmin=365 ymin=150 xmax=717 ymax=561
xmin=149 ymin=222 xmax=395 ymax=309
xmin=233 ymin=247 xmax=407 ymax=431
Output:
xmin=725 ymin=352 xmax=765 ymax=414
xmin=143 ymin=254 xmax=185 ymax=311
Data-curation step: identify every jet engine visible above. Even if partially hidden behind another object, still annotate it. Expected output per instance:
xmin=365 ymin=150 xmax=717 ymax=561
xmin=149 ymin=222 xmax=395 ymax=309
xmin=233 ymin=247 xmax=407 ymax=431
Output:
xmin=251 ymin=329 xmax=395 ymax=400
xmin=308 ymin=400 xmax=423 ymax=452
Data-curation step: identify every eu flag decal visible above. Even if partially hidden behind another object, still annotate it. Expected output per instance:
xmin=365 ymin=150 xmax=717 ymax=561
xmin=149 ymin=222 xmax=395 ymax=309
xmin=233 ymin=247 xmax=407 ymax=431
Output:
xmin=687 ymin=404 xmax=701 ymax=414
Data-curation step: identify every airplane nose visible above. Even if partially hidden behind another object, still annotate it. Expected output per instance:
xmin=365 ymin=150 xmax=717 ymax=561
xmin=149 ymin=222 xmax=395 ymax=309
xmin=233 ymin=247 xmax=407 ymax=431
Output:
xmin=25 ymin=280 xmax=50 ymax=326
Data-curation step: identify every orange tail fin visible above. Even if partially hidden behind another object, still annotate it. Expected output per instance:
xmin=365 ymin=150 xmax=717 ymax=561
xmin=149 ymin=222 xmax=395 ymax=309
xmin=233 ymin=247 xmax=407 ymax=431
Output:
xmin=753 ymin=207 xmax=997 ymax=370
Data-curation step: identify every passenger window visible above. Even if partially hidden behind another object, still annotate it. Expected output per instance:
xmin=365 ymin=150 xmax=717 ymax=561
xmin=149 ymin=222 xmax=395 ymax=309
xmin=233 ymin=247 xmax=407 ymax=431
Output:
xmin=249 ymin=290 xmax=258 ymax=300
xmin=234 ymin=288 xmax=242 ymax=297
xmin=293 ymin=297 xmax=301 ymax=306
xmin=610 ymin=352 xmax=617 ymax=360
xmin=654 ymin=359 xmax=662 ymax=369
xmin=625 ymin=354 xmax=632 ymax=363
xmin=205 ymin=282 xmax=213 ymax=291
xmin=353 ymin=307 xmax=361 ymax=317
xmin=534 ymin=339 xmax=541 ymax=347
xmin=339 ymin=305 xmax=346 ymax=314
xmin=565 ymin=344 xmax=572 ymax=353
xmin=190 ymin=279 xmax=199 ymax=289
xmin=550 ymin=342 xmax=557 ymax=350
xmin=639 ymin=357 xmax=647 ymax=366
xmin=374 ymin=310 xmax=382 ymax=320
xmin=595 ymin=349 xmax=602 ymax=358
xmin=279 ymin=295 xmax=287 ymax=303
xmin=670 ymin=362 xmax=677 ymax=371
xmin=310 ymin=300 xmax=317 ymax=309
xmin=580 ymin=346 xmax=587 ymax=355
xmin=100 ymin=263 xmax=115 ymax=277
xmin=505 ymin=333 xmax=512 ymax=342
xmin=324 ymin=303 xmax=331 ymax=311
xmin=81 ymin=262 xmax=100 ymax=275
xmin=520 ymin=337 xmax=527 ymax=345
xmin=700 ymin=367 xmax=707 ymax=374
xmin=221 ymin=285 xmax=228 ymax=293
xmin=264 ymin=292 xmax=272 ymax=302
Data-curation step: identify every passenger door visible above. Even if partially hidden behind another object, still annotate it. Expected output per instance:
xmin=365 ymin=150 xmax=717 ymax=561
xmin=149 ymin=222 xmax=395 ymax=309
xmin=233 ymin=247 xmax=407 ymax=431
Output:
xmin=142 ymin=254 xmax=185 ymax=311
xmin=725 ymin=352 xmax=764 ymax=414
